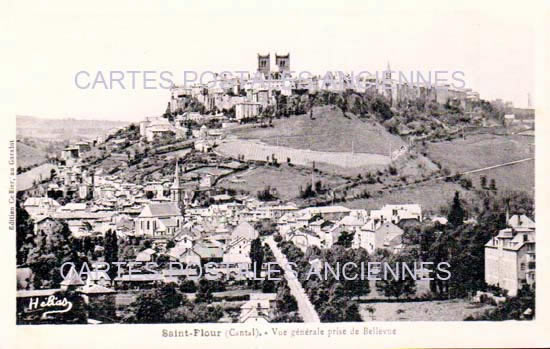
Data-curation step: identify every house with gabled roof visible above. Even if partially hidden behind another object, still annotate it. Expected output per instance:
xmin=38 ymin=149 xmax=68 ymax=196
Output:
xmin=485 ymin=217 xmax=536 ymax=296
xmin=193 ymin=241 xmax=224 ymax=262
xmin=174 ymin=228 xmax=200 ymax=249
xmin=223 ymin=237 xmax=252 ymax=264
xmin=168 ymin=246 xmax=201 ymax=265
xmin=508 ymin=214 xmax=535 ymax=230
xmin=23 ymin=197 xmax=60 ymax=217
xmin=287 ymin=227 xmax=323 ymax=251
xmin=352 ymin=220 xmax=403 ymax=254
xmin=231 ymin=221 xmax=259 ymax=241
xmin=135 ymin=248 xmax=157 ymax=262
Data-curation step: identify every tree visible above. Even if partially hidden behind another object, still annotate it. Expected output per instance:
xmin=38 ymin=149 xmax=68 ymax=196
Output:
xmin=127 ymin=291 xmax=167 ymax=323
xmin=489 ymin=178 xmax=497 ymax=191
xmin=480 ymin=175 xmax=487 ymax=188
xmin=375 ymin=254 xmax=417 ymax=299
xmin=195 ymin=279 xmax=214 ymax=303
xmin=125 ymin=284 xmax=196 ymax=323
xmin=262 ymin=276 xmax=276 ymax=293
xmin=257 ymin=186 xmax=276 ymax=201
xmin=250 ymin=238 xmax=264 ymax=279
xmin=26 ymin=220 xmax=86 ymax=288
xmin=158 ymin=283 xmax=185 ymax=309
xmin=104 ymin=230 xmax=118 ymax=280
xmin=179 ymin=279 xmax=197 ymax=293
xmin=16 ymin=201 xmax=34 ymax=265
xmin=447 ymin=191 xmax=465 ymax=227
xmin=335 ymin=231 xmax=354 ymax=248
xmin=276 ymin=283 xmax=298 ymax=313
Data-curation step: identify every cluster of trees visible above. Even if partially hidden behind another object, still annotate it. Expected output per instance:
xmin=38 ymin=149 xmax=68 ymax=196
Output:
xmin=279 ymin=242 xmax=367 ymax=322
xmin=194 ymin=278 xmax=226 ymax=303
xmin=373 ymin=249 xmax=417 ymax=299
xmin=299 ymin=180 xmax=325 ymax=199
xmin=402 ymin=190 xmax=534 ymax=300
xmin=16 ymin=202 xmax=90 ymax=289
xmin=257 ymin=185 xmax=277 ymax=201
xmin=271 ymin=90 xmax=396 ymax=124
xmin=163 ymin=97 xmax=206 ymax=120
xmin=261 ymin=244 xmax=302 ymax=322
xmin=25 ymin=221 xmax=88 ymax=289
xmin=70 ymin=235 xmax=103 ymax=260
xmin=123 ymin=283 xmax=224 ymax=323
xmin=480 ymin=175 xmax=497 ymax=191
xmin=16 ymin=201 xmax=34 ymax=265
xmin=272 ymin=282 xmax=302 ymax=322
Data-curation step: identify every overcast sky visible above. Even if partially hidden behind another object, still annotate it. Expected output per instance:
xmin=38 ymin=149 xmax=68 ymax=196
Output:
xmin=6 ymin=0 xmax=537 ymax=121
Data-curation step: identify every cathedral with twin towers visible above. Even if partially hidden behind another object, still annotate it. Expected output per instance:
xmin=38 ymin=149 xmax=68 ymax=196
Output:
xmin=257 ymin=53 xmax=290 ymax=76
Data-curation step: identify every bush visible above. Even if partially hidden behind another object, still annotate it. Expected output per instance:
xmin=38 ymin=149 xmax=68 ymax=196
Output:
xmin=459 ymin=178 xmax=472 ymax=190
xmin=179 ymin=280 xmax=197 ymax=293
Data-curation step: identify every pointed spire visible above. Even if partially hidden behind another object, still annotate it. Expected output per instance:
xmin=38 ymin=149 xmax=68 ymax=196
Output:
xmin=172 ymin=157 xmax=181 ymax=189
xmin=384 ymin=61 xmax=392 ymax=81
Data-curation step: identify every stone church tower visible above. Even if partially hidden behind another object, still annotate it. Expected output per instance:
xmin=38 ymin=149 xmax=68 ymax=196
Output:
xmin=275 ymin=53 xmax=290 ymax=72
xmin=170 ymin=158 xmax=184 ymax=207
xmin=257 ymin=53 xmax=270 ymax=75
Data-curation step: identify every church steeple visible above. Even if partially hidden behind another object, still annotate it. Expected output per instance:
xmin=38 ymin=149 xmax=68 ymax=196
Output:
xmin=384 ymin=61 xmax=392 ymax=80
xmin=172 ymin=158 xmax=181 ymax=189
xmin=171 ymin=158 xmax=183 ymax=203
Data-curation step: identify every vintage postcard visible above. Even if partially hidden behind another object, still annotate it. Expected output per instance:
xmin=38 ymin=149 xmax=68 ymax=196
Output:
xmin=3 ymin=0 xmax=549 ymax=348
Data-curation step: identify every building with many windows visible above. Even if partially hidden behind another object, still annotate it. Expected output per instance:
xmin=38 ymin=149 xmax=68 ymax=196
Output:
xmin=485 ymin=215 xmax=536 ymax=296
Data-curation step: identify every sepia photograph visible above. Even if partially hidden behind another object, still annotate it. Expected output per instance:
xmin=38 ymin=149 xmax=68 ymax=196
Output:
xmin=4 ymin=0 xmax=548 ymax=348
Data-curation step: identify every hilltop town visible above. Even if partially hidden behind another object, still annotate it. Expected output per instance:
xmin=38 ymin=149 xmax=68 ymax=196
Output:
xmin=15 ymin=54 xmax=535 ymax=324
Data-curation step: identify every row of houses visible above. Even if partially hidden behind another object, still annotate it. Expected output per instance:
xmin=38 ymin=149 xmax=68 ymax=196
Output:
xmin=276 ymin=204 xmax=421 ymax=254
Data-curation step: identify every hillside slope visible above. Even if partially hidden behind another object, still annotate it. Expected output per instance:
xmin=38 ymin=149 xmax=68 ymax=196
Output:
xmin=232 ymin=106 xmax=405 ymax=155
xmin=16 ymin=141 xmax=47 ymax=168
xmin=16 ymin=115 xmax=129 ymax=141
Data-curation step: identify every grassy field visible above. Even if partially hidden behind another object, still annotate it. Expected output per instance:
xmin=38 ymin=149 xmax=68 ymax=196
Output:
xmin=216 ymin=138 xmax=391 ymax=173
xmin=231 ymin=106 xmax=404 ymax=155
xmin=425 ymin=133 xmax=534 ymax=197
xmin=463 ymin=160 xmax=534 ymax=196
xmin=344 ymin=180 xmax=468 ymax=213
xmin=359 ymin=299 xmax=494 ymax=321
xmin=17 ymin=163 xmax=57 ymax=191
xmin=218 ymin=164 xmax=347 ymax=201
xmin=426 ymin=134 xmax=534 ymax=172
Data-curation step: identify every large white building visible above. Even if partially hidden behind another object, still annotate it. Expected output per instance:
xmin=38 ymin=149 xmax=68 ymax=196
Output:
xmin=235 ymin=102 xmax=261 ymax=120
xmin=135 ymin=203 xmax=184 ymax=237
xmin=485 ymin=215 xmax=536 ymax=296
